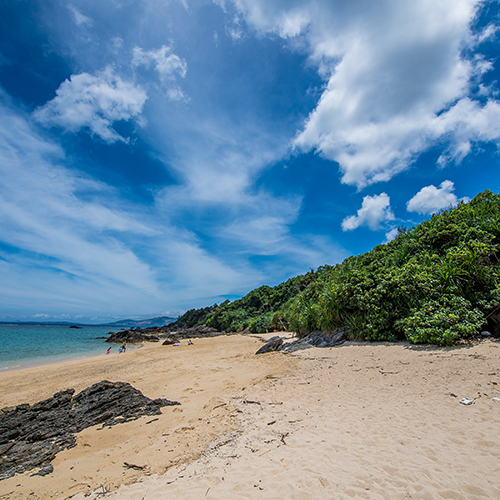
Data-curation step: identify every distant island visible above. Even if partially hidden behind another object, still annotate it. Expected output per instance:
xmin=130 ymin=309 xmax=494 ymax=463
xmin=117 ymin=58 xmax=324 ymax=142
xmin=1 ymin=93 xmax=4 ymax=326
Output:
xmin=97 ymin=316 xmax=176 ymax=327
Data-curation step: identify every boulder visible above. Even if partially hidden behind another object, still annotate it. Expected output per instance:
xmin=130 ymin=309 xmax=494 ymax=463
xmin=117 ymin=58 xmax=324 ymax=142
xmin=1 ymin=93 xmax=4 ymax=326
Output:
xmin=162 ymin=336 xmax=179 ymax=345
xmin=280 ymin=330 xmax=347 ymax=352
xmin=255 ymin=336 xmax=284 ymax=354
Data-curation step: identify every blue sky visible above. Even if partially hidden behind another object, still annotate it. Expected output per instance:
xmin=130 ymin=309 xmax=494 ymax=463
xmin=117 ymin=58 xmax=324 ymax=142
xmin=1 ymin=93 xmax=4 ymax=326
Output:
xmin=1 ymin=0 xmax=500 ymax=323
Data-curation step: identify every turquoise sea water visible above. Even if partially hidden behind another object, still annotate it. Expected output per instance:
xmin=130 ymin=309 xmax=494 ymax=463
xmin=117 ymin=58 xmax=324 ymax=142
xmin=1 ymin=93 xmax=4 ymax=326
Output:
xmin=0 ymin=324 xmax=121 ymax=371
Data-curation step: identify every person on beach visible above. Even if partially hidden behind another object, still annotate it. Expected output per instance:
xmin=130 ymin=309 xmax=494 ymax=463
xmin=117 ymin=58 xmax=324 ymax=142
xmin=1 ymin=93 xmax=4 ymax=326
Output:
xmin=188 ymin=339 xmax=193 ymax=345
xmin=122 ymin=341 xmax=126 ymax=352
xmin=106 ymin=347 xmax=111 ymax=355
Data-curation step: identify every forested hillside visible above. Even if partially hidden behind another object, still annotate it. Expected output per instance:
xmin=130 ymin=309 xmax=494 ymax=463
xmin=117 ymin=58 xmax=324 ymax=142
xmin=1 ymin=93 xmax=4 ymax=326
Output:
xmin=170 ymin=190 xmax=500 ymax=345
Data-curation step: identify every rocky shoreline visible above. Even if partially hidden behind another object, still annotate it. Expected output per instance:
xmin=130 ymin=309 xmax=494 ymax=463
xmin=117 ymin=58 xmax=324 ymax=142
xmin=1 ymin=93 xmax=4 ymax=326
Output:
xmin=0 ymin=381 xmax=180 ymax=480
xmin=105 ymin=325 xmax=229 ymax=344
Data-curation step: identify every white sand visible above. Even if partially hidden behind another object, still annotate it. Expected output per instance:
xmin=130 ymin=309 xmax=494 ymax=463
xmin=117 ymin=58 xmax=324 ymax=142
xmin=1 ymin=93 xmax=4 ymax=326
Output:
xmin=1 ymin=336 xmax=500 ymax=499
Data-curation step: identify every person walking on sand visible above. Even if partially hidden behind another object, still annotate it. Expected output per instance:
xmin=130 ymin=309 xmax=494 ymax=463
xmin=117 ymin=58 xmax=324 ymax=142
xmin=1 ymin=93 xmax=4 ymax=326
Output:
xmin=122 ymin=341 xmax=126 ymax=353
xmin=106 ymin=346 xmax=111 ymax=355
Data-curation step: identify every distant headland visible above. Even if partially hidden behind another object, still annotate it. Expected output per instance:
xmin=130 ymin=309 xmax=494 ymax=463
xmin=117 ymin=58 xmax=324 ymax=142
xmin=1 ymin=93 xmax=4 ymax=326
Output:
xmin=0 ymin=316 xmax=176 ymax=328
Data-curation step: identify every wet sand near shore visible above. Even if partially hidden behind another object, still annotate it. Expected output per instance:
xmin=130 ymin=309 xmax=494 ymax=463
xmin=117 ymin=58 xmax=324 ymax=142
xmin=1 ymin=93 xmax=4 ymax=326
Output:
xmin=1 ymin=336 xmax=500 ymax=499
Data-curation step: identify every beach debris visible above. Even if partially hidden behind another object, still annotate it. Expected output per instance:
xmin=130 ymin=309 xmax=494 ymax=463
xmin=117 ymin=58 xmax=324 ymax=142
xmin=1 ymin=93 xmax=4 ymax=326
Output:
xmin=0 ymin=381 xmax=180 ymax=480
xmin=459 ymin=397 xmax=475 ymax=405
xmin=492 ymin=397 xmax=500 ymax=402
xmin=280 ymin=432 xmax=289 ymax=445
xmin=267 ymin=420 xmax=276 ymax=426
xmin=255 ymin=336 xmax=283 ymax=354
xmin=95 ymin=485 xmax=109 ymax=497
xmin=123 ymin=462 xmax=146 ymax=470
xmin=243 ymin=400 xmax=261 ymax=405
xmin=212 ymin=403 xmax=227 ymax=410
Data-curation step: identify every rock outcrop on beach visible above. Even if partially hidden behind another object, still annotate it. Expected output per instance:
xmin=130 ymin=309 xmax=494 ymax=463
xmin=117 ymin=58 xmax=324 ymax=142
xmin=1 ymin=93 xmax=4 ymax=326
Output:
xmin=106 ymin=325 xmax=227 ymax=344
xmin=0 ymin=381 xmax=180 ymax=480
xmin=160 ymin=326 xmax=229 ymax=345
xmin=105 ymin=329 xmax=160 ymax=343
xmin=255 ymin=330 xmax=347 ymax=354
xmin=255 ymin=336 xmax=283 ymax=354
xmin=163 ymin=325 xmax=227 ymax=339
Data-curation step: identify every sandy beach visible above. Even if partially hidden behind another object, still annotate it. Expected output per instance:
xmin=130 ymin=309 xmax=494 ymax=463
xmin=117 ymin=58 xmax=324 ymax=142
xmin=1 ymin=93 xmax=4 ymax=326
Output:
xmin=1 ymin=334 xmax=499 ymax=499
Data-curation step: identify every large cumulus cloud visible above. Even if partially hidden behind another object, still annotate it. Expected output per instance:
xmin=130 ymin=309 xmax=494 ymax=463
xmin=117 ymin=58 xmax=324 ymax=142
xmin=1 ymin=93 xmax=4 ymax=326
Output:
xmin=225 ymin=0 xmax=500 ymax=188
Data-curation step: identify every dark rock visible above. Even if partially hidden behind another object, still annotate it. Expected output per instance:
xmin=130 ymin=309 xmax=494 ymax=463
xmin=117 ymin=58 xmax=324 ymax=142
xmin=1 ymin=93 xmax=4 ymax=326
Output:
xmin=106 ymin=325 xmax=227 ymax=344
xmin=162 ymin=336 xmax=179 ymax=345
xmin=105 ymin=330 xmax=160 ymax=344
xmin=166 ymin=325 xmax=226 ymax=339
xmin=255 ymin=336 xmax=283 ymax=354
xmin=0 ymin=381 xmax=180 ymax=480
xmin=31 ymin=464 xmax=53 ymax=477
xmin=69 ymin=326 xmax=82 ymax=329
xmin=280 ymin=330 xmax=347 ymax=352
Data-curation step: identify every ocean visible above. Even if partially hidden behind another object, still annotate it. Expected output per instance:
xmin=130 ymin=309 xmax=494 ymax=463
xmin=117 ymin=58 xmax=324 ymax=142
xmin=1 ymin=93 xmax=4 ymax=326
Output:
xmin=0 ymin=324 xmax=123 ymax=371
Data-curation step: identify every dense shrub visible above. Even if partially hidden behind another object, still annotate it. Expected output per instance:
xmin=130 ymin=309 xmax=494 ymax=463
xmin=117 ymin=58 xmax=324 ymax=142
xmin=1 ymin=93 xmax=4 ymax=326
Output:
xmin=395 ymin=295 xmax=484 ymax=346
xmin=284 ymin=190 xmax=500 ymax=345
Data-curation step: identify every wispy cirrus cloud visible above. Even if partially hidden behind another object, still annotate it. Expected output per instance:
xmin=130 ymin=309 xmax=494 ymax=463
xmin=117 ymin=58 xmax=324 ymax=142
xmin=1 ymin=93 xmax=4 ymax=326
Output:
xmin=68 ymin=5 xmax=93 ymax=27
xmin=0 ymin=96 xmax=258 ymax=317
xmin=132 ymin=45 xmax=189 ymax=101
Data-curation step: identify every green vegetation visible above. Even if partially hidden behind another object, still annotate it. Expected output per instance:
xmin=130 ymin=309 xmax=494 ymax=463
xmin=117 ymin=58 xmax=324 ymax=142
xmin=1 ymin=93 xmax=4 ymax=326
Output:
xmin=171 ymin=190 xmax=500 ymax=345
xmin=169 ymin=270 xmax=321 ymax=332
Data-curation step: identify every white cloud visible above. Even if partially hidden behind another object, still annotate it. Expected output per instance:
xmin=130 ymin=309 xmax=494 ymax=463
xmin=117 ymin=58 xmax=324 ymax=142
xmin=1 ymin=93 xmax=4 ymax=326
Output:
xmin=384 ymin=228 xmax=399 ymax=243
xmin=167 ymin=87 xmax=189 ymax=102
xmin=34 ymin=68 xmax=147 ymax=143
xmin=68 ymin=5 xmax=93 ymax=26
xmin=111 ymin=36 xmax=124 ymax=50
xmin=227 ymin=0 xmax=500 ymax=188
xmin=132 ymin=45 xmax=188 ymax=101
xmin=406 ymin=180 xmax=458 ymax=214
xmin=132 ymin=45 xmax=187 ymax=81
xmin=342 ymin=193 xmax=394 ymax=231
xmin=433 ymin=98 xmax=500 ymax=167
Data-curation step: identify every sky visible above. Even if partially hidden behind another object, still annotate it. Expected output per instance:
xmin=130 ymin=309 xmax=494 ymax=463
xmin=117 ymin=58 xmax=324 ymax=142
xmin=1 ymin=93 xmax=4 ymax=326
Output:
xmin=1 ymin=0 xmax=500 ymax=323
